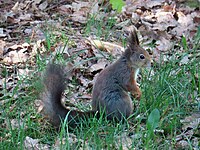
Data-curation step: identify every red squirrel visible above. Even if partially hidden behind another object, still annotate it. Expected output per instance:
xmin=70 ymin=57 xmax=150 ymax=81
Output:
xmin=41 ymin=29 xmax=151 ymax=128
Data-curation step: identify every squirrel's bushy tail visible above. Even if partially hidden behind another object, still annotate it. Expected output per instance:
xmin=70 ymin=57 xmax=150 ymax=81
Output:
xmin=41 ymin=64 xmax=96 ymax=128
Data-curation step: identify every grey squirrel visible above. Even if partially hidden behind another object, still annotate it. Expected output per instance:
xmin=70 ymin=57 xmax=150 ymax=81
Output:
xmin=41 ymin=29 xmax=151 ymax=128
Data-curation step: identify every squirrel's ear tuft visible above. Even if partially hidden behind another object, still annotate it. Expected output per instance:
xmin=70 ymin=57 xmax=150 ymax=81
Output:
xmin=128 ymin=29 xmax=139 ymax=46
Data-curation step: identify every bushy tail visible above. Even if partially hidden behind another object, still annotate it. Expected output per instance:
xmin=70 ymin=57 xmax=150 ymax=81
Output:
xmin=41 ymin=64 xmax=96 ymax=128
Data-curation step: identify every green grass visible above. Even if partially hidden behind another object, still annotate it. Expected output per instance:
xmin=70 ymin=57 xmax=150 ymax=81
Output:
xmin=0 ymin=15 xmax=199 ymax=150
xmin=85 ymin=14 xmax=117 ymax=39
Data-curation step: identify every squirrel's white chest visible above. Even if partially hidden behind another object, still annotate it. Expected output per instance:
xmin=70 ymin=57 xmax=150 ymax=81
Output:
xmin=134 ymin=68 xmax=140 ymax=81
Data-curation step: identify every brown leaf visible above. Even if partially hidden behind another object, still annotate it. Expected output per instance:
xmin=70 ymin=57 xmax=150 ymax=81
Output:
xmin=3 ymin=48 xmax=30 ymax=64
xmin=71 ymin=1 xmax=89 ymax=11
xmin=155 ymin=37 xmax=173 ymax=52
xmin=10 ymin=119 xmax=26 ymax=129
xmin=71 ymin=13 xmax=87 ymax=24
xmin=31 ymin=39 xmax=46 ymax=56
xmin=180 ymin=55 xmax=189 ymax=65
xmin=11 ymin=2 xmax=20 ymax=12
xmin=175 ymin=112 xmax=200 ymax=149
xmin=0 ymin=28 xmax=6 ymax=38
xmin=59 ymin=5 xmax=72 ymax=14
xmin=39 ymin=0 xmax=48 ymax=10
xmin=144 ymin=0 xmax=165 ymax=9
xmin=35 ymin=100 xmax=44 ymax=114
xmin=70 ymin=1 xmax=99 ymax=24
xmin=0 ymin=40 xmax=6 ymax=58
xmin=171 ymin=12 xmax=195 ymax=37
xmin=153 ymin=12 xmax=177 ymax=31
xmin=19 ymin=13 xmax=32 ymax=21
xmin=180 ymin=112 xmax=200 ymax=131
xmin=33 ymin=0 xmax=43 ymax=4
xmin=18 ymin=68 xmax=31 ymax=77
xmin=78 ymin=76 xmax=91 ymax=87
xmin=89 ymin=60 xmax=107 ymax=72
xmin=54 ymin=134 xmax=86 ymax=149
xmin=24 ymin=136 xmax=50 ymax=150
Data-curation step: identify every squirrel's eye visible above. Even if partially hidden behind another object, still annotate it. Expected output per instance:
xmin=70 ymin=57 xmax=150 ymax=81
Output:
xmin=139 ymin=54 xmax=145 ymax=59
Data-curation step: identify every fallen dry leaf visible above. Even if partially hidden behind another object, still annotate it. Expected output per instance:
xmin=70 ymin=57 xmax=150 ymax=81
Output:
xmin=54 ymin=133 xmax=89 ymax=149
xmin=39 ymin=0 xmax=48 ymax=10
xmin=3 ymin=48 xmax=30 ymax=64
xmin=155 ymin=36 xmax=173 ymax=52
xmin=89 ymin=60 xmax=108 ymax=72
xmin=88 ymin=39 xmax=124 ymax=52
xmin=153 ymin=11 xmax=177 ymax=31
xmin=10 ymin=119 xmax=26 ymax=129
xmin=24 ymin=136 xmax=50 ymax=150
xmin=0 ymin=40 xmax=6 ymax=58
xmin=180 ymin=112 xmax=200 ymax=131
xmin=175 ymin=112 xmax=200 ymax=149
xmin=171 ymin=12 xmax=195 ymax=37
xmin=0 ymin=28 xmax=6 ymax=38
xmin=180 ymin=54 xmax=189 ymax=65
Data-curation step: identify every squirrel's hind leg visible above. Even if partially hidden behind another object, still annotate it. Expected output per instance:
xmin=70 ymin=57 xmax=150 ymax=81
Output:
xmin=105 ymin=91 xmax=133 ymax=120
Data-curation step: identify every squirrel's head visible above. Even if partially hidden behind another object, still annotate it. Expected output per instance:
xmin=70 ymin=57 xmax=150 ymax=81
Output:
xmin=125 ymin=29 xmax=151 ymax=69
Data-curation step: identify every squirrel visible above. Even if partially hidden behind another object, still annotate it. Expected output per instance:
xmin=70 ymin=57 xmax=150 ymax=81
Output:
xmin=40 ymin=29 xmax=151 ymax=128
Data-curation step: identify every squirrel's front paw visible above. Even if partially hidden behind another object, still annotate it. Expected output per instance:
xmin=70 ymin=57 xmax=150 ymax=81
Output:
xmin=132 ymin=87 xmax=142 ymax=100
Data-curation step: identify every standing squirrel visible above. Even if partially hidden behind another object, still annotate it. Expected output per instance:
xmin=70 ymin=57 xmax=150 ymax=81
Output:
xmin=41 ymin=29 xmax=151 ymax=128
